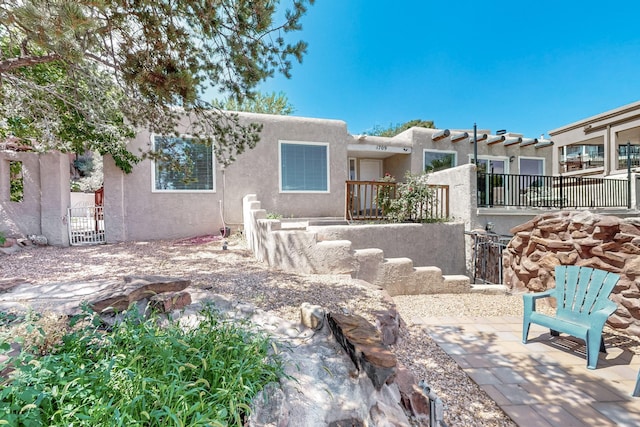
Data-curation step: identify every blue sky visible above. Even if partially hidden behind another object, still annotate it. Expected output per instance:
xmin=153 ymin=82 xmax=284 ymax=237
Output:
xmin=259 ymin=0 xmax=640 ymax=138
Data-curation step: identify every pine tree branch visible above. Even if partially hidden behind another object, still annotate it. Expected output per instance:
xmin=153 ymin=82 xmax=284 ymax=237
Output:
xmin=0 ymin=53 xmax=61 ymax=73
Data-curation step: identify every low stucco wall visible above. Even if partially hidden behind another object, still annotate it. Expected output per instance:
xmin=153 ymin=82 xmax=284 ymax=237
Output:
xmin=70 ymin=192 xmax=96 ymax=207
xmin=243 ymin=195 xmax=466 ymax=276
xmin=310 ymin=222 xmax=465 ymax=275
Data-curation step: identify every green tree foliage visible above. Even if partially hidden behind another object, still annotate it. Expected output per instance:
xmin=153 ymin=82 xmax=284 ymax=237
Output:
xmin=214 ymin=91 xmax=295 ymax=115
xmin=369 ymin=119 xmax=435 ymax=137
xmin=0 ymin=0 xmax=314 ymax=171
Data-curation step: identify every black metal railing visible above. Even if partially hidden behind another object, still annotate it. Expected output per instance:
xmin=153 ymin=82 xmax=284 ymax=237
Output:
xmin=466 ymin=231 xmax=511 ymax=284
xmin=477 ymin=173 xmax=630 ymax=209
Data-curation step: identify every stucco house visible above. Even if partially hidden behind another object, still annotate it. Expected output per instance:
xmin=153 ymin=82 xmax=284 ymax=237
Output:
xmin=100 ymin=111 xmax=553 ymax=242
xmin=550 ymin=100 xmax=640 ymax=178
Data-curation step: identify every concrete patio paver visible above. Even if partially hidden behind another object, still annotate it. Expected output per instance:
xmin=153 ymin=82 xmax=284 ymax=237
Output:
xmin=420 ymin=316 xmax=640 ymax=426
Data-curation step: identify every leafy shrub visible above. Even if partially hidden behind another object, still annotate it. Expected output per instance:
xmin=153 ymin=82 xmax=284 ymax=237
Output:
xmin=378 ymin=172 xmax=446 ymax=223
xmin=9 ymin=161 xmax=23 ymax=202
xmin=376 ymin=173 xmax=396 ymax=216
xmin=266 ymin=212 xmax=282 ymax=220
xmin=0 ymin=231 xmax=5 ymax=246
xmin=0 ymin=305 xmax=284 ymax=426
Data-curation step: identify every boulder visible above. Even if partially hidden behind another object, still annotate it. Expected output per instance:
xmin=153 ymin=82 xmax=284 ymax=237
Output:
xmin=327 ymin=312 xmax=397 ymax=390
xmin=503 ymin=211 xmax=640 ymax=338
xmin=90 ymin=276 xmax=191 ymax=313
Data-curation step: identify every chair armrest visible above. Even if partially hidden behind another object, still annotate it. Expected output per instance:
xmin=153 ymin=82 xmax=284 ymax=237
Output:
xmin=602 ymin=300 xmax=618 ymax=316
xmin=589 ymin=302 xmax=618 ymax=330
xmin=523 ymin=289 xmax=557 ymax=313
xmin=525 ymin=289 xmax=556 ymax=301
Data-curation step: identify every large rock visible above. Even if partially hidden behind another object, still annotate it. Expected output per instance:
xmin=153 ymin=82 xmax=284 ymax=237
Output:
xmin=0 ymin=278 xmax=28 ymax=293
xmin=327 ymin=312 xmax=397 ymax=390
xmin=503 ymin=211 xmax=640 ymax=338
xmin=90 ymin=276 xmax=191 ymax=313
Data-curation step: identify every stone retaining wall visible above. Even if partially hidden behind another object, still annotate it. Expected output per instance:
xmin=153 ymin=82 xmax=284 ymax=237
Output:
xmin=503 ymin=211 xmax=640 ymax=337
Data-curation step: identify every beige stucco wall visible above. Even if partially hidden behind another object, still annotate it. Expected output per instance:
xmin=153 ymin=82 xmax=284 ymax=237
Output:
xmin=104 ymin=112 xmax=351 ymax=242
xmin=0 ymin=151 xmax=69 ymax=245
xmin=310 ymin=222 xmax=465 ymax=275
xmin=243 ymin=194 xmax=466 ymax=277
xmin=102 ymin=111 xmax=555 ymax=243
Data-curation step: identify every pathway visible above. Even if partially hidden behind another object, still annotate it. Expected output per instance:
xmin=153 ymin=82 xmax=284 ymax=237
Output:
xmin=421 ymin=316 xmax=640 ymax=426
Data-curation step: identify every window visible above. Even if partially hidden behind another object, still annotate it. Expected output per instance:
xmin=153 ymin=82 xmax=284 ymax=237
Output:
xmin=519 ymin=157 xmax=544 ymax=176
xmin=152 ymin=135 xmax=214 ymax=191
xmin=519 ymin=157 xmax=545 ymax=192
xmin=348 ymin=158 xmax=356 ymax=180
xmin=280 ymin=141 xmax=329 ymax=192
xmin=617 ymin=144 xmax=640 ymax=169
xmin=476 ymin=157 xmax=506 ymax=174
xmin=424 ymin=150 xmax=456 ymax=172
xmin=560 ymin=144 xmax=604 ymax=172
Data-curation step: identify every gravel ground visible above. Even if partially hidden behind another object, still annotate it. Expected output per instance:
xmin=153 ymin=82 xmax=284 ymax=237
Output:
xmin=1 ymin=236 xmax=520 ymax=427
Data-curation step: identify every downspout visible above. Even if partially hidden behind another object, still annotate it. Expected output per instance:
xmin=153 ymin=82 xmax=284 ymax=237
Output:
xmin=220 ymin=166 xmax=228 ymax=249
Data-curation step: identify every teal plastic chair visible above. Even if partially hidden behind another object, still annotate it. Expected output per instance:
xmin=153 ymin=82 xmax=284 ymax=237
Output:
xmin=522 ymin=265 xmax=620 ymax=370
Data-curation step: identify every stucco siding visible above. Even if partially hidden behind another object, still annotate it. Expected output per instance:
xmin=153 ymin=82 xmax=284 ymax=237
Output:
xmin=104 ymin=112 xmax=351 ymax=241
xmin=0 ymin=151 xmax=69 ymax=245
xmin=311 ymin=222 xmax=466 ymax=275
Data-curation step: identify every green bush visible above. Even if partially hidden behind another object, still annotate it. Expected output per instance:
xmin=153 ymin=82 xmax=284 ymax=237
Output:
xmin=0 ymin=305 xmax=284 ymax=426
xmin=378 ymin=172 xmax=446 ymax=223
xmin=9 ymin=161 xmax=23 ymax=203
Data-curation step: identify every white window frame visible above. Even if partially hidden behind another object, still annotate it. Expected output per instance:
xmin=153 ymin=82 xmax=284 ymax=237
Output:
xmin=424 ymin=149 xmax=457 ymax=172
xmin=279 ymin=140 xmax=330 ymax=193
xmin=469 ymin=154 xmax=510 ymax=174
xmin=151 ymin=134 xmax=216 ymax=193
xmin=348 ymin=157 xmax=357 ymax=180
xmin=518 ymin=156 xmax=545 ymax=176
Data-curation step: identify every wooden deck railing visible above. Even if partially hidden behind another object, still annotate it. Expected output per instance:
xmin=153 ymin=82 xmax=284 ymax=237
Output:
xmin=345 ymin=181 xmax=450 ymax=221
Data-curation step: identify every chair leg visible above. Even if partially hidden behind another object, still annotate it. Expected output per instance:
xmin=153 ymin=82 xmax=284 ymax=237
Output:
xmin=550 ymin=329 xmax=560 ymax=337
xmin=522 ymin=321 xmax=531 ymax=344
xmin=633 ymin=370 xmax=640 ymax=397
xmin=599 ymin=334 xmax=607 ymax=353
xmin=586 ymin=334 xmax=601 ymax=370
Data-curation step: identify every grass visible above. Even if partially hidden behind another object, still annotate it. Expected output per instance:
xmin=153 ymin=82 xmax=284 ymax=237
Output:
xmin=0 ymin=305 xmax=285 ymax=426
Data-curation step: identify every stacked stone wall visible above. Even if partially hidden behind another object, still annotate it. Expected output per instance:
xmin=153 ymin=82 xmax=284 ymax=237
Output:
xmin=503 ymin=211 xmax=640 ymax=338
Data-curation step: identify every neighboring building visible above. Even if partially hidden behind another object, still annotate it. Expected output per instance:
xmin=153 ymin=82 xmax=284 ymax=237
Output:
xmin=550 ymin=100 xmax=640 ymax=178
xmin=103 ymin=111 xmax=552 ymax=242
